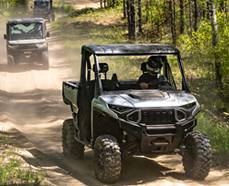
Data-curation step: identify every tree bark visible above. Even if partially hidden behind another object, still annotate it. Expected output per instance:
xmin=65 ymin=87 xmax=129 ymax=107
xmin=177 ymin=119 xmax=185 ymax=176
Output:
xmin=130 ymin=0 xmax=137 ymax=39
xmin=189 ymin=0 xmax=192 ymax=36
xmin=138 ymin=0 xmax=142 ymax=33
xmin=169 ymin=0 xmax=176 ymax=45
xmin=209 ymin=0 xmax=222 ymax=90
xmin=104 ymin=0 xmax=106 ymax=8
xmin=123 ymin=0 xmax=126 ymax=18
xmin=194 ymin=0 xmax=198 ymax=32
xmin=127 ymin=0 xmax=131 ymax=39
xmin=180 ymin=0 xmax=184 ymax=34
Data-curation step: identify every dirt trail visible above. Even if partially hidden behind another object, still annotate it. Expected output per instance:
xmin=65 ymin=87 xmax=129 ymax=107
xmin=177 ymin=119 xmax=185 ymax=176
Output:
xmin=0 ymin=1 xmax=228 ymax=185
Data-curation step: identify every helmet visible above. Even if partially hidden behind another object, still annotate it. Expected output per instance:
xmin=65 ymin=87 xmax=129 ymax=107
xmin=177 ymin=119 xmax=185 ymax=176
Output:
xmin=146 ymin=56 xmax=163 ymax=74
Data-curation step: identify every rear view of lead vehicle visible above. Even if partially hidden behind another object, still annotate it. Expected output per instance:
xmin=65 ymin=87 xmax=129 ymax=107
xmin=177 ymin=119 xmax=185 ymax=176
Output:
xmin=62 ymin=44 xmax=212 ymax=183
xmin=4 ymin=18 xmax=50 ymax=70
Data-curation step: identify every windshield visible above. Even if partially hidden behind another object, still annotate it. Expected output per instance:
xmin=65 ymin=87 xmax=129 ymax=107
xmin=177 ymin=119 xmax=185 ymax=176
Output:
xmin=87 ymin=54 xmax=185 ymax=92
xmin=9 ymin=23 xmax=43 ymax=40
xmin=34 ymin=2 xmax=49 ymax=9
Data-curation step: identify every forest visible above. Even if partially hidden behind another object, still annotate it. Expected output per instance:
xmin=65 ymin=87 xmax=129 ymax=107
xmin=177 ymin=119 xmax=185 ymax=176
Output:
xmin=0 ymin=0 xmax=228 ymax=163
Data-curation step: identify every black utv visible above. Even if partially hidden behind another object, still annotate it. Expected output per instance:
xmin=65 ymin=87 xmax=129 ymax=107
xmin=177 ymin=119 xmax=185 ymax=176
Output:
xmin=62 ymin=44 xmax=212 ymax=183
xmin=4 ymin=18 xmax=50 ymax=70
xmin=32 ymin=0 xmax=55 ymax=22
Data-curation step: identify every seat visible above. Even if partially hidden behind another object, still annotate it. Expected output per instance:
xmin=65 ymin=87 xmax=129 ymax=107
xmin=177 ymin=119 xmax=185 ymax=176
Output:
xmin=111 ymin=73 xmax=119 ymax=88
xmin=92 ymin=63 xmax=117 ymax=91
xmin=141 ymin=62 xmax=148 ymax=73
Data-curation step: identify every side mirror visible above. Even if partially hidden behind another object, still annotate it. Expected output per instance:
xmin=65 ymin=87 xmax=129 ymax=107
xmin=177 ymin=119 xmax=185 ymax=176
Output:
xmin=46 ymin=32 xmax=50 ymax=37
xmin=3 ymin=34 xmax=7 ymax=39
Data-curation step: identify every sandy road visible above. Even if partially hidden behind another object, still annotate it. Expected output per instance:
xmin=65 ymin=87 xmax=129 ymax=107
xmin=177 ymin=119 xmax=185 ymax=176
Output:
xmin=0 ymin=1 xmax=228 ymax=185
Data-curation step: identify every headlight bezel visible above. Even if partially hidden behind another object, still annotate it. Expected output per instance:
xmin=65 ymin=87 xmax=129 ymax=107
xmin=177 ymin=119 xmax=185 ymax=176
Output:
xmin=36 ymin=42 xmax=47 ymax=49
xmin=8 ymin=44 xmax=19 ymax=49
xmin=108 ymin=104 xmax=133 ymax=114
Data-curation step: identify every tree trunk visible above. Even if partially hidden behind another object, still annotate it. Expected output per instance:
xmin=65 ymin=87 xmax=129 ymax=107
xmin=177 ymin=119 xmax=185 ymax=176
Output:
xmin=127 ymin=0 xmax=132 ymax=39
xmin=100 ymin=0 xmax=103 ymax=8
xmin=113 ymin=0 xmax=115 ymax=7
xmin=194 ymin=0 xmax=198 ymax=32
xmin=130 ymin=0 xmax=137 ymax=39
xmin=138 ymin=0 xmax=142 ymax=33
xmin=123 ymin=0 xmax=126 ymax=18
xmin=146 ymin=0 xmax=149 ymax=23
xmin=209 ymin=0 xmax=222 ymax=90
xmin=180 ymin=0 xmax=184 ymax=34
xmin=189 ymin=0 xmax=192 ymax=36
xmin=104 ymin=0 xmax=106 ymax=8
xmin=169 ymin=0 xmax=176 ymax=45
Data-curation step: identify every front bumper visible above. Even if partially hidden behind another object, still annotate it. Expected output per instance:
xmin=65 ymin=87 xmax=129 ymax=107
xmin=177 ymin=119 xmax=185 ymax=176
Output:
xmin=119 ymin=117 xmax=196 ymax=154
xmin=7 ymin=46 xmax=47 ymax=63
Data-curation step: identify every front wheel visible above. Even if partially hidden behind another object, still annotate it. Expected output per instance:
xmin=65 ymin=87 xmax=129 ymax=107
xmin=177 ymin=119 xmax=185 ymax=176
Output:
xmin=62 ymin=119 xmax=85 ymax=159
xmin=7 ymin=55 xmax=15 ymax=70
xmin=181 ymin=132 xmax=212 ymax=179
xmin=94 ymin=135 xmax=121 ymax=183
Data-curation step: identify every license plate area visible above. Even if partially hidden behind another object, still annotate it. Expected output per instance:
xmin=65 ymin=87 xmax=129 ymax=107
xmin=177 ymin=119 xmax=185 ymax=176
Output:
xmin=24 ymin=51 xmax=31 ymax=54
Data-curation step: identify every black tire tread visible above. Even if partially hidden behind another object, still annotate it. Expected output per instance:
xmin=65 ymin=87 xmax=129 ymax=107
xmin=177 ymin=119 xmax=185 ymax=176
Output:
xmin=94 ymin=135 xmax=121 ymax=183
xmin=62 ymin=119 xmax=84 ymax=159
xmin=182 ymin=131 xmax=212 ymax=179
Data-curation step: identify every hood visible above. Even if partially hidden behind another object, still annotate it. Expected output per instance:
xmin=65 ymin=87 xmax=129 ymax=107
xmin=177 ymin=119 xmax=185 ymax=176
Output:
xmin=100 ymin=90 xmax=197 ymax=108
xmin=9 ymin=39 xmax=46 ymax=44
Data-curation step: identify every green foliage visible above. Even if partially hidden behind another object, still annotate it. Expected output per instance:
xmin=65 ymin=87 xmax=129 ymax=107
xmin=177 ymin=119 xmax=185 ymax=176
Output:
xmin=195 ymin=113 xmax=229 ymax=157
xmin=5 ymin=0 xmax=28 ymax=7
xmin=53 ymin=0 xmax=76 ymax=14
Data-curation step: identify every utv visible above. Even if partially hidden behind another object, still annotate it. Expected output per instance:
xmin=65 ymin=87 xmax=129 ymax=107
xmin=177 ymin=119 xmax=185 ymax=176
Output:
xmin=62 ymin=44 xmax=212 ymax=183
xmin=4 ymin=18 xmax=50 ymax=70
xmin=32 ymin=0 xmax=55 ymax=22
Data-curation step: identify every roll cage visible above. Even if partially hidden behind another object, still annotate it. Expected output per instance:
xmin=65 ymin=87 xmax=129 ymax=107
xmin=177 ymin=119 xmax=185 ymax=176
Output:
xmin=79 ymin=44 xmax=190 ymax=98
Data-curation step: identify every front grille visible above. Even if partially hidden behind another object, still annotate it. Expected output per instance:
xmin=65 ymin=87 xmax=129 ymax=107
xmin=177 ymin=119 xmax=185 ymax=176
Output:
xmin=141 ymin=109 xmax=175 ymax=125
xmin=18 ymin=44 xmax=38 ymax=50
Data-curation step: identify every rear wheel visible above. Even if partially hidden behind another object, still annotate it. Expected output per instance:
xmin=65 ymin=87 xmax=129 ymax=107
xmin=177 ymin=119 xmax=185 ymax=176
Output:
xmin=62 ymin=119 xmax=85 ymax=159
xmin=181 ymin=132 xmax=212 ymax=179
xmin=94 ymin=135 xmax=121 ymax=183
xmin=42 ymin=51 xmax=49 ymax=70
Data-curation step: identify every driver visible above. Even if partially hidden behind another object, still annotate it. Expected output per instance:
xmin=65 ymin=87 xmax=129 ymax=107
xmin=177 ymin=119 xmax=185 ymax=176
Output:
xmin=30 ymin=24 xmax=42 ymax=38
xmin=138 ymin=56 xmax=164 ymax=89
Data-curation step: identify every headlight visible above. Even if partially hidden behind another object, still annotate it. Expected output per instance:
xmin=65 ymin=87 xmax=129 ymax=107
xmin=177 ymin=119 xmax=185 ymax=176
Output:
xmin=181 ymin=102 xmax=196 ymax=110
xmin=109 ymin=105 xmax=133 ymax=113
xmin=36 ymin=43 xmax=47 ymax=49
xmin=8 ymin=44 xmax=19 ymax=49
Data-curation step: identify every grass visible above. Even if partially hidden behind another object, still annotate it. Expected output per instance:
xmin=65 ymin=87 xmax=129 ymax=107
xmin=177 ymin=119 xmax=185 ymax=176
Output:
xmin=0 ymin=129 xmax=49 ymax=185
xmin=53 ymin=0 xmax=76 ymax=15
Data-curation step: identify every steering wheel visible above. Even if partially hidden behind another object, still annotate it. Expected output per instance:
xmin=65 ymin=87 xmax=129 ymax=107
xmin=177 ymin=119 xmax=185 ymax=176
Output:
xmin=148 ymin=80 xmax=158 ymax=89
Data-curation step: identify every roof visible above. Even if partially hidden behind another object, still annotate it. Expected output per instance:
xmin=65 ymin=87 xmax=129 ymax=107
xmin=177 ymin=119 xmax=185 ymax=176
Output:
xmin=7 ymin=18 xmax=45 ymax=24
xmin=82 ymin=44 xmax=180 ymax=55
